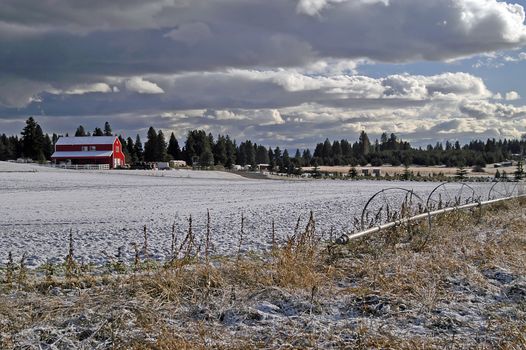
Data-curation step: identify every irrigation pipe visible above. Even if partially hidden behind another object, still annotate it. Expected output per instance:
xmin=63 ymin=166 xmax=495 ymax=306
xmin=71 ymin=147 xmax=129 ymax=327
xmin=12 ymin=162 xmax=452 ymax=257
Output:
xmin=336 ymin=194 xmax=526 ymax=245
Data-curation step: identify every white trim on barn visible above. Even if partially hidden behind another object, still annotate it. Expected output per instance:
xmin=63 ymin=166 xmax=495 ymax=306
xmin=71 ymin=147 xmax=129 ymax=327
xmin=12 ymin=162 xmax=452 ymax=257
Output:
xmin=55 ymin=136 xmax=116 ymax=146
xmin=51 ymin=151 xmax=114 ymax=158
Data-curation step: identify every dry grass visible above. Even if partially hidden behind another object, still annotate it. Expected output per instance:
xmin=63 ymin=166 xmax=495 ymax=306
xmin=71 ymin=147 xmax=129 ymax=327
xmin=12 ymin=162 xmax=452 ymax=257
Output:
xmin=1 ymin=200 xmax=525 ymax=349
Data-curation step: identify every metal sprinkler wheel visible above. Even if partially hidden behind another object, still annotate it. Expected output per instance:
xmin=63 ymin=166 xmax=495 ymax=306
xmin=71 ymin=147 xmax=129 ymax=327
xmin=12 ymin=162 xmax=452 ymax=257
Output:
xmin=487 ymin=180 xmax=524 ymax=200
xmin=360 ymin=188 xmax=427 ymax=230
xmin=426 ymin=182 xmax=478 ymax=211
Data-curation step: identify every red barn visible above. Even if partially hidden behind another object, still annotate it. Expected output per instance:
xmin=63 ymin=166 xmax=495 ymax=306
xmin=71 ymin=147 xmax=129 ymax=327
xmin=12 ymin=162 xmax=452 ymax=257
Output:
xmin=51 ymin=136 xmax=126 ymax=169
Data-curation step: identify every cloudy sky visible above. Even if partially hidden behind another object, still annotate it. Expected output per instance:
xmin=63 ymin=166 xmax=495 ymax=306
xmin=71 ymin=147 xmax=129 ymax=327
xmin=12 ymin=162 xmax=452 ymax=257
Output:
xmin=1 ymin=0 xmax=526 ymax=148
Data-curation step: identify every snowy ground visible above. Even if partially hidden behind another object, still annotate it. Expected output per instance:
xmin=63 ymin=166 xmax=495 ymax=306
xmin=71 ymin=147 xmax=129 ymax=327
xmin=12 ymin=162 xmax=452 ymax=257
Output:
xmin=0 ymin=161 xmax=495 ymax=267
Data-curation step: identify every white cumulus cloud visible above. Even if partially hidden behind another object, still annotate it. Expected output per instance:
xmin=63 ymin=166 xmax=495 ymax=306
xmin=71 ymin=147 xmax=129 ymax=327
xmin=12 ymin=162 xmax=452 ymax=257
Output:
xmin=125 ymin=77 xmax=164 ymax=94
xmin=505 ymin=91 xmax=520 ymax=101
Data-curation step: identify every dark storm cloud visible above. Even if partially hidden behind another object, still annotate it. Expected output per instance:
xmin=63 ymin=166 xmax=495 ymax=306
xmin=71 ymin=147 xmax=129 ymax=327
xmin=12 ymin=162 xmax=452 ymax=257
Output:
xmin=1 ymin=0 xmax=525 ymax=80
xmin=1 ymin=0 xmax=526 ymax=146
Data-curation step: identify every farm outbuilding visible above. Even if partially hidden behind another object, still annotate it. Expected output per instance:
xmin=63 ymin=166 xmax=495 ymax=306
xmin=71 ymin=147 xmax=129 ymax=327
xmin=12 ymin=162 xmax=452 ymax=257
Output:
xmin=51 ymin=136 xmax=126 ymax=169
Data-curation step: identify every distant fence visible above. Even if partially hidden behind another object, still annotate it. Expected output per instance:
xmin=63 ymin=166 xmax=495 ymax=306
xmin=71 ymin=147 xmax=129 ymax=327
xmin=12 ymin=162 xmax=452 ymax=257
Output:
xmin=42 ymin=163 xmax=110 ymax=171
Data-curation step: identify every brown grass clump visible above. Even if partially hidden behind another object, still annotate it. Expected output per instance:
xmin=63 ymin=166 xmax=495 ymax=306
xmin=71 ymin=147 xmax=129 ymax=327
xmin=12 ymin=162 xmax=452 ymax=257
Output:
xmin=1 ymin=200 xmax=525 ymax=349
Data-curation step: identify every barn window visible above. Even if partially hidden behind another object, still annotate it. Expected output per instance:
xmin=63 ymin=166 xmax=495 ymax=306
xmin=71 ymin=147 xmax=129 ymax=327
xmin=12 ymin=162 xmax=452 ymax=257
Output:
xmin=116 ymin=146 xmax=120 ymax=153
xmin=90 ymin=146 xmax=96 ymax=151
xmin=82 ymin=146 xmax=88 ymax=151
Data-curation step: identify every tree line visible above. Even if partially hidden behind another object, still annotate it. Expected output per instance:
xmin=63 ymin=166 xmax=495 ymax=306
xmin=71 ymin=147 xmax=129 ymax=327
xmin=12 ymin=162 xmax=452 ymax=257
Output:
xmin=1 ymin=117 xmax=525 ymax=172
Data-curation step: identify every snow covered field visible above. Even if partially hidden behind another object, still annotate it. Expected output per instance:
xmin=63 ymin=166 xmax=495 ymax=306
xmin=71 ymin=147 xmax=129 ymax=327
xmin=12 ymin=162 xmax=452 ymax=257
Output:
xmin=0 ymin=162 xmax=495 ymax=267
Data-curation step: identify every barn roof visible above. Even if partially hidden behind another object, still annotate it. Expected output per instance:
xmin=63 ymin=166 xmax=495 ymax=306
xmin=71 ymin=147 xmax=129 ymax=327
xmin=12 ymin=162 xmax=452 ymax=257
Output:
xmin=51 ymin=151 xmax=113 ymax=158
xmin=55 ymin=136 xmax=117 ymax=146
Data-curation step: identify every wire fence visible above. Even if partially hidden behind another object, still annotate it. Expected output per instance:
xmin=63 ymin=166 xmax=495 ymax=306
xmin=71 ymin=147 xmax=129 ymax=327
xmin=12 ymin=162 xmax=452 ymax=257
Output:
xmin=40 ymin=163 xmax=110 ymax=170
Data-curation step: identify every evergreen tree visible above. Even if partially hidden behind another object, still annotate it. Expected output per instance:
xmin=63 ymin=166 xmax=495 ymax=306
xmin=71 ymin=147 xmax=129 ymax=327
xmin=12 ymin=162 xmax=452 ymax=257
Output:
xmin=21 ymin=117 xmax=45 ymax=160
xmin=225 ymin=136 xmax=236 ymax=168
xmin=322 ymin=138 xmax=332 ymax=164
xmin=293 ymin=149 xmax=302 ymax=167
xmin=358 ymin=131 xmax=370 ymax=156
xmin=126 ymin=137 xmax=138 ymax=164
xmin=43 ymin=134 xmax=53 ymax=160
xmin=134 ymin=134 xmax=144 ymax=162
xmin=167 ymin=132 xmax=182 ymax=160
xmin=0 ymin=134 xmax=8 ymax=160
xmin=75 ymin=125 xmax=87 ymax=137
xmin=6 ymin=136 xmax=21 ymax=159
xmin=157 ymin=130 xmax=168 ymax=161
xmin=34 ymin=124 xmax=46 ymax=161
xmin=236 ymin=142 xmax=247 ymax=166
xmin=104 ymin=122 xmax=113 ymax=136
xmin=93 ymin=127 xmax=104 ymax=136
xmin=255 ymin=145 xmax=269 ymax=164
xmin=332 ymin=141 xmax=342 ymax=165
xmin=281 ymin=149 xmax=291 ymax=173
xmin=213 ymin=135 xmax=228 ymax=165
xmin=199 ymin=146 xmax=214 ymax=167
xmin=273 ymin=147 xmax=282 ymax=171
xmin=184 ymin=130 xmax=210 ymax=165
xmin=268 ymin=148 xmax=275 ymax=171
xmin=144 ymin=127 xmax=157 ymax=162
xmin=341 ymin=139 xmax=351 ymax=160
xmin=302 ymin=149 xmax=312 ymax=166
xmin=245 ymin=141 xmax=256 ymax=167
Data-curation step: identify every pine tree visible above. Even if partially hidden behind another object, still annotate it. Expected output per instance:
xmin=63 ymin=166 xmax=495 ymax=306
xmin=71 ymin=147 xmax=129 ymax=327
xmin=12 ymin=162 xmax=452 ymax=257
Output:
xmin=236 ymin=142 xmax=247 ymax=166
xmin=144 ymin=127 xmax=157 ymax=162
xmin=134 ymin=134 xmax=144 ymax=161
xmin=322 ymin=138 xmax=332 ymax=164
xmin=104 ymin=122 xmax=113 ymax=136
xmin=332 ymin=141 xmax=342 ymax=165
xmin=268 ymin=148 xmax=274 ymax=171
xmin=213 ymin=135 xmax=228 ymax=166
xmin=273 ymin=147 xmax=282 ymax=171
xmin=199 ymin=146 xmax=214 ymax=167
xmin=0 ymin=134 xmax=8 ymax=161
xmin=244 ymin=141 xmax=256 ymax=167
xmin=126 ymin=137 xmax=138 ymax=164
xmin=225 ymin=136 xmax=236 ymax=168
xmin=256 ymin=145 xmax=269 ymax=164
xmin=281 ymin=149 xmax=291 ymax=173
xmin=34 ymin=124 xmax=46 ymax=161
xmin=359 ymin=131 xmax=370 ymax=156
xmin=6 ymin=136 xmax=21 ymax=159
xmin=43 ymin=134 xmax=53 ymax=160
xmin=93 ymin=127 xmax=104 ymax=136
xmin=21 ymin=117 xmax=45 ymax=160
xmin=157 ymin=130 xmax=168 ymax=161
xmin=75 ymin=125 xmax=86 ymax=137
xmin=293 ymin=149 xmax=302 ymax=167
xmin=167 ymin=132 xmax=182 ymax=160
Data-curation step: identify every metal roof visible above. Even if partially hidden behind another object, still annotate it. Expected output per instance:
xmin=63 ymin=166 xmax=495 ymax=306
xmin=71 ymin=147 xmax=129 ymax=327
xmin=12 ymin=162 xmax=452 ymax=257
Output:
xmin=55 ymin=136 xmax=117 ymax=146
xmin=51 ymin=151 xmax=113 ymax=158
